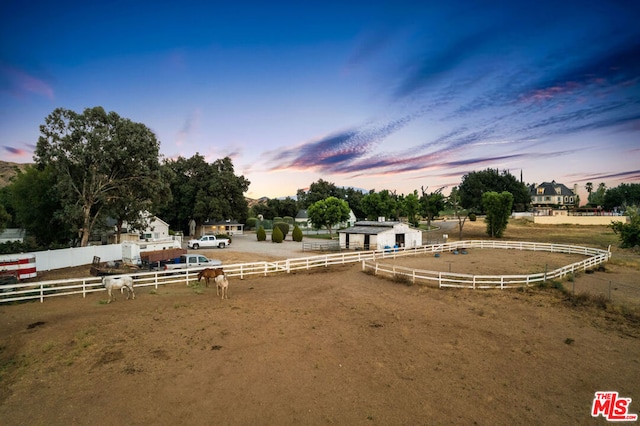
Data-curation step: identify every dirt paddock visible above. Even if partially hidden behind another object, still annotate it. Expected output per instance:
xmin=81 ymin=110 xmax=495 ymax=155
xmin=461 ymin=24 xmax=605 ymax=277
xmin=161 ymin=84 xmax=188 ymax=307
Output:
xmin=1 ymin=248 xmax=639 ymax=425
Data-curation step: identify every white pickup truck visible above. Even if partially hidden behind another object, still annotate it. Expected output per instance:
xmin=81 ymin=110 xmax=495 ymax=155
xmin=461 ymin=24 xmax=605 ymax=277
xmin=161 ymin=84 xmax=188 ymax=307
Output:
xmin=187 ymin=235 xmax=231 ymax=249
xmin=161 ymin=254 xmax=222 ymax=271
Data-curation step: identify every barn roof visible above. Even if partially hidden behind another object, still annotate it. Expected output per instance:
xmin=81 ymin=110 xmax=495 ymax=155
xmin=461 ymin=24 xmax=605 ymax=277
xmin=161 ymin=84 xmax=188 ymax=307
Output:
xmin=339 ymin=220 xmax=407 ymax=235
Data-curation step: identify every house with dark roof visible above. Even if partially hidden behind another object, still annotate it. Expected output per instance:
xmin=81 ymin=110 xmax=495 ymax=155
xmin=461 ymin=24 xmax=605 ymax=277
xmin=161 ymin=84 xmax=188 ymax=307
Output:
xmin=529 ymin=181 xmax=578 ymax=209
xmin=338 ymin=220 xmax=422 ymax=250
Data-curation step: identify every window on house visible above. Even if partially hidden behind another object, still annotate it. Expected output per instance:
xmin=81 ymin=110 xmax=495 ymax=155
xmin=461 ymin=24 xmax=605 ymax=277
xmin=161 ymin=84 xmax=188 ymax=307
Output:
xmin=555 ymin=187 xmax=562 ymax=195
xmin=537 ymin=188 xmax=544 ymax=195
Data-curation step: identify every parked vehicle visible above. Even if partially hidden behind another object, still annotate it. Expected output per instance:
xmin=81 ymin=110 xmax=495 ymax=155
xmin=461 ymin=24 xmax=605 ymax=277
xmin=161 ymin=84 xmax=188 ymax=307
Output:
xmin=161 ymin=254 xmax=222 ymax=271
xmin=122 ymin=239 xmax=182 ymax=266
xmin=187 ymin=235 xmax=231 ymax=249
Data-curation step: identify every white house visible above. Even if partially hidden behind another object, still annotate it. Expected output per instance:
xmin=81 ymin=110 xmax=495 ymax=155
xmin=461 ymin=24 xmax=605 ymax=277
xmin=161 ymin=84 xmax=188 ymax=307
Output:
xmin=0 ymin=228 xmax=25 ymax=244
xmin=296 ymin=209 xmax=357 ymax=229
xmin=338 ymin=220 xmax=422 ymax=250
xmin=189 ymin=219 xmax=245 ymax=237
xmin=111 ymin=212 xmax=173 ymax=243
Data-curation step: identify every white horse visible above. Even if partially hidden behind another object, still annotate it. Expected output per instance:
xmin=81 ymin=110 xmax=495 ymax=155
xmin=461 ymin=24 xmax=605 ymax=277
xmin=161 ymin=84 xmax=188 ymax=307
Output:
xmin=102 ymin=275 xmax=135 ymax=303
xmin=214 ymin=274 xmax=229 ymax=300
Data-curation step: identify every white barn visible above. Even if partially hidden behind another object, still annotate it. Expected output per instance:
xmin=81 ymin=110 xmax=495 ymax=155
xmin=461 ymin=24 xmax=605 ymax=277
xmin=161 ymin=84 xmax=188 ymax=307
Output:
xmin=338 ymin=221 xmax=422 ymax=250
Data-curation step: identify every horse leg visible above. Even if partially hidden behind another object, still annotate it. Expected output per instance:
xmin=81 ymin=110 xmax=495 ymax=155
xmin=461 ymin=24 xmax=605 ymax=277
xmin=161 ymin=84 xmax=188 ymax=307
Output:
xmin=107 ymin=288 xmax=113 ymax=303
xmin=130 ymin=285 xmax=135 ymax=300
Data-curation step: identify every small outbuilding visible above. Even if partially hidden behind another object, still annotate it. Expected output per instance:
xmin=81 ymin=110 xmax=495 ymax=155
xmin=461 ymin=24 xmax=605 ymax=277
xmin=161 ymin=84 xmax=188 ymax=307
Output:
xmin=338 ymin=220 xmax=422 ymax=250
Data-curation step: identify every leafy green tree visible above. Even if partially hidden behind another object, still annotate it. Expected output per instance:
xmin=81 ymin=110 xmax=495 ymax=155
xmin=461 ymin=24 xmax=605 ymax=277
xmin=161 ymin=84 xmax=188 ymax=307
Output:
xmin=360 ymin=190 xmax=397 ymax=220
xmin=420 ymin=186 xmax=445 ymax=230
xmin=159 ymin=155 xmax=249 ymax=234
xmin=7 ymin=165 xmax=74 ymax=246
xmin=267 ymin=197 xmax=298 ymax=218
xmin=271 ymin=225 xmax=284 ymax=243
xmin=0 ymin=204 xmax=10 ymax=234
xmin=292 ymin=225 xmax=303 ymax=242
xmin=296 ymin=179 xmax=341 ymax=209
xmin=250 ymin=202 xmax=276 ymax=220
xmin=257 ymin=225 xmax=266 ymax=241
xmin=344 ymin=187 xmax=366 ymax=220
xmin=482 ymin=191 xmax=513 ymax=238
xmin=401 ymin=191 xmax=421 ymax=227
xmin=603 ymin=183 xmax=640 ymax=211
xmin=459 ymin=168 xmax=529 ymax=213
xmin=307 ymin=197 xmax=350 ymax=238
xmin=448 ymin=186 xmax=468 ymax=240
xmin=588 ymin=182 xmax=607 ymax=207
xmin=35 ymin=107 xmax=165 ymax=246
xmin=610 ymin=206 xmax=640 ymax=248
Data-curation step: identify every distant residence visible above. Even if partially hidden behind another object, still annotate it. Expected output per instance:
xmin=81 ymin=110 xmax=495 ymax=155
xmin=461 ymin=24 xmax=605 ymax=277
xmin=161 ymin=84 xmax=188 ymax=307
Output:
xmin=190 ymin=219 xmax=244 ymax=237
xmin=107 ymin=212 xmax=173 ymax=244
xmin=295 ymin=209 xmax=357 ymax=229
xmin=529 ymin=181 xmax=578 ymax=210
xmin=0 ymin=228 xmax=26 ymax=244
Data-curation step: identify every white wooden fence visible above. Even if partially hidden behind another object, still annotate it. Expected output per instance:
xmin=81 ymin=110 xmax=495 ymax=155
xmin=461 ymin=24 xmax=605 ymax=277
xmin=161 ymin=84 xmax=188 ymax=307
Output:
xmin=362 ymin=241 xmax=611 ymax=289
xmin=0 ymin=241 xmax=611 ymax=303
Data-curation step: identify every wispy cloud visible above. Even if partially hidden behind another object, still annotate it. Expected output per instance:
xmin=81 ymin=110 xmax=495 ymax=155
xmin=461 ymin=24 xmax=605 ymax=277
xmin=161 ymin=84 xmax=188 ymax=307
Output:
xmin=0 ymin=64 xmax=54 ymax=100
xmin=175 ymin=109 xmax=201 ymax=147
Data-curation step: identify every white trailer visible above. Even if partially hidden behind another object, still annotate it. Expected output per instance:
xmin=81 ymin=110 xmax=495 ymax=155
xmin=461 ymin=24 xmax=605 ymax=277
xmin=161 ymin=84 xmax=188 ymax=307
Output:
xmin=122 ymin=239 xmax=182 ymax=266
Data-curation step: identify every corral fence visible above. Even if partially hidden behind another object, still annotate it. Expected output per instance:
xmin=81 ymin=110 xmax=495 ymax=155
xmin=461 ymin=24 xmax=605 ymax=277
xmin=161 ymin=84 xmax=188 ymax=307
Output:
xmin=363 ymin=241 xmax=611 ymax=289
xmin=0 ymin=241 xmax=611 ymax=304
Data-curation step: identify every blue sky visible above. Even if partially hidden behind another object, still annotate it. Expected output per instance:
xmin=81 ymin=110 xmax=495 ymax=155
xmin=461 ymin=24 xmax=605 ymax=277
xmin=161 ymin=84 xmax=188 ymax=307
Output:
xmin=1 ymin=1 xmax=639 ymax=201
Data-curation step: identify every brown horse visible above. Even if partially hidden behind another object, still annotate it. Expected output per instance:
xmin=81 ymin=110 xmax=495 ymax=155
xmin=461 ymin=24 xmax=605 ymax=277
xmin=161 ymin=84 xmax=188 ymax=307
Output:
xmin=197 ymin=268 xmax=224 ymax=287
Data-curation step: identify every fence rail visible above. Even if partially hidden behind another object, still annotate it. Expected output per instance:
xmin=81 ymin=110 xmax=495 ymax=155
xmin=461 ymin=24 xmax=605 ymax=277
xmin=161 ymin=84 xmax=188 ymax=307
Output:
xmin=362 ymin=241 xmax=611 ymax=289
xmin=0 ymin=241 xmax=611 ymax=303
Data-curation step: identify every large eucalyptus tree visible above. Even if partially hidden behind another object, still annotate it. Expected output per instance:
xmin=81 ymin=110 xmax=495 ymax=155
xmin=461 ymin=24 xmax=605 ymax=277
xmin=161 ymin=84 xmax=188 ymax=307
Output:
xmin=35 ymin=107 xmax=166 ymax=246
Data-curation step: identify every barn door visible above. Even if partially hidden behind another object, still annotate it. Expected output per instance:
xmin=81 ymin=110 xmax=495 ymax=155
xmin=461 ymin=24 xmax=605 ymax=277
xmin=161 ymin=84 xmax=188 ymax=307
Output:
xmin=395 ymin=233 xmax=405 ymax=247
xmin=364 ymin=235 xmax=370 ymax=250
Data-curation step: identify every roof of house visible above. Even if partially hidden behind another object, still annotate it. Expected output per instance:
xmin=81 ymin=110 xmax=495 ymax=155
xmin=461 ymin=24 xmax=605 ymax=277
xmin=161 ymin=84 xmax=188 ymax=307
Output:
xmin=203 ymin=219 xmax=244 ymax=226
xmin=530 ymin=181 xmax=575 ymax=196
xmin=339 ymin=220 xmax=405 ymax=235
xmin=295 ymin=209 xmax=308 ymax=219
xmin=0 ymin=228 xmax=26 ymax=240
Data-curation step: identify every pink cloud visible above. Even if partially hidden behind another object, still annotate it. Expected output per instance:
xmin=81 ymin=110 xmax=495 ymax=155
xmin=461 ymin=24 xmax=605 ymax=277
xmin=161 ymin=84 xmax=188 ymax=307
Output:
xmin=1 ymin=64 xmax=54 ymax=100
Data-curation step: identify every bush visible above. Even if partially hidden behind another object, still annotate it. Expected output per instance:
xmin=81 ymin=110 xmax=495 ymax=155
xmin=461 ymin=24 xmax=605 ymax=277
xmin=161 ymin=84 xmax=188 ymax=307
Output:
xmin=468 ymin=213 xmax=476 ymax=222
xmin=274 ymin=221 xmax=290 ymax=239
xmin=246 ymin=217 xmax=257 ymax=230
xmin=292 ymin=225 xmax=303 ymax=242
xmin=610 ymin=206 xmax=640 ymax=248
xmin=271 ymin=226 xmax=284 ymax=243
xmin=283 ymin=216 xmax=294 ymax=225
xmin=256 ymin=226 xmax=266 ymax=241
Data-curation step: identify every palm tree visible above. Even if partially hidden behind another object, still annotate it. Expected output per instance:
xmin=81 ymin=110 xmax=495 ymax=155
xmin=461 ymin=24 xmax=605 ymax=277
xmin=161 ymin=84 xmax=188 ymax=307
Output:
xmin=585 ymin=182 xmax=593 ymax=202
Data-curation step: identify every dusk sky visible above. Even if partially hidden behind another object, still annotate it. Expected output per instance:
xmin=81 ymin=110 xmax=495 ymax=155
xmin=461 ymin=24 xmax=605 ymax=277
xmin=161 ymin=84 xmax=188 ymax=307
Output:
xmin=1 ymin=1 xmax=639 ymax=201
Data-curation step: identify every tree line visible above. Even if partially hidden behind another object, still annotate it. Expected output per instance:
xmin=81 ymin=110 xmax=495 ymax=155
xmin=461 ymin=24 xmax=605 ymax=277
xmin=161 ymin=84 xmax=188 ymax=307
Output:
xmin=0 ymin=107 xmax=249 ymax=249
xmin=1 ymin=107 xmax=638 ymax=250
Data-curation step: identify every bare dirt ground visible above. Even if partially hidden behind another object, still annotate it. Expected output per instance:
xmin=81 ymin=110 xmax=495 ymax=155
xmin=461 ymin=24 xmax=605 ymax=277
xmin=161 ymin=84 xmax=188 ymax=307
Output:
xmin=1 ymin=229 xmax=639 ymax=425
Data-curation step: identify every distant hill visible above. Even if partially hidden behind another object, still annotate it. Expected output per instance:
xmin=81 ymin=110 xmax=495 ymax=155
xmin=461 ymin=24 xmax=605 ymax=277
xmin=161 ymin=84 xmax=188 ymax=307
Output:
xmin=0 ymin=161 xmax=30 ymax=188
xmin=246 ymin=196 xmax=269 ymax=208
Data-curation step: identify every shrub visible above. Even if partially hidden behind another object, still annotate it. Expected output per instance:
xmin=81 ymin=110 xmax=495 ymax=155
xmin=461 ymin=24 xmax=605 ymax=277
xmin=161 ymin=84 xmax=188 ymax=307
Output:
xmin=271 ymin=226 xmax=284 ymax=243
xmin=468 ymin=213 xmax=476 ymax=222
xmin=283 ymin=216 xmax=294 ymax=225
xmin=274 ymin=221 xmax=290 ymax=239
xmin=256 ymin=226 xmax=266 ymax=241
xmin=292 ymin=225 xmax=303 ymax=242
xmin=273 ymin=216 xmax=283 ymax=223
xmin=246 ymin=217 xmax=257 ymax=230
xmin=610 ymin=206 xmax=640 ymax=248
